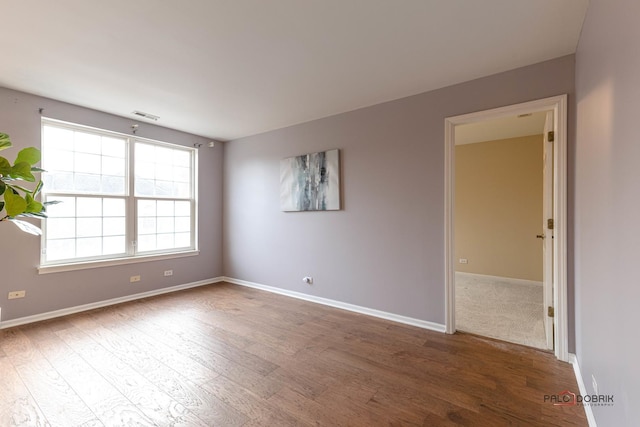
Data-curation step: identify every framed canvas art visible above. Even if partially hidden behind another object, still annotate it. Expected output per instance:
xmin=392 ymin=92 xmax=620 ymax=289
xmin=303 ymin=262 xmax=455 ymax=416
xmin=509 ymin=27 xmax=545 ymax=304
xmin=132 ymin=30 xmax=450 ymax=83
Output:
xmin=280 ymin=149 xmax=340 ymax=211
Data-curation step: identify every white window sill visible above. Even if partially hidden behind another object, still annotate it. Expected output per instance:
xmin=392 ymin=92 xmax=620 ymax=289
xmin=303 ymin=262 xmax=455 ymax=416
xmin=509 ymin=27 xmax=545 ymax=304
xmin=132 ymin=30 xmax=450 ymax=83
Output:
xmin=38 ymin=250 xmax=200 ymax=274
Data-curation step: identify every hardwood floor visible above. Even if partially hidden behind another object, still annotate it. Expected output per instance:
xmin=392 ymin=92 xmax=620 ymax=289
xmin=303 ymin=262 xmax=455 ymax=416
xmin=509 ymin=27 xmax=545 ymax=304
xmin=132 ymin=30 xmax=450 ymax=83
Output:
xmin=0 ymin=282 xmax=587 ymax=426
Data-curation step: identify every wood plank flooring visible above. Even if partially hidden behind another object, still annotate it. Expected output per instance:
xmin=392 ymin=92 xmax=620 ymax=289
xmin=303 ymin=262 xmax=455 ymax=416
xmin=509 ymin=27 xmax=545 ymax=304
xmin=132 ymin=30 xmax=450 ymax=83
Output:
xmin=0 ymin=282 xmax=587 ymax=426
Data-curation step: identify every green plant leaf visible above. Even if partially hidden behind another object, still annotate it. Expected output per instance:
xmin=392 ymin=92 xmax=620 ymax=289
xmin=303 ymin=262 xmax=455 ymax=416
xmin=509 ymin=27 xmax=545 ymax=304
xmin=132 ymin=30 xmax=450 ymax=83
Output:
xmin=0 ymin=201 xmax=4 ymax=212
xmin=6 ymin=183 xmax=32 ymax=194
xmin=0 ymin=156 xmax=10 ymax=175
xmin=8 ymin=219 xmax=42 ymax=236
xmin=22 ymin=193 xmax=43 ymax=214
xmin=26 ymin=199 xmax=44 ymax=213
xmin=33 ymin=180 xmax=43 ymax=196
xmin=0 ymin=133 xmax=11 ymax=151
xmin=3 ymin=189 xmax=27 ymax=217
xmin=15 ymin=147 xmax=41 ymax=166
xmin=17 ymin=212 xmax=47 ymax=218
xmin=9 ymin=162 xmax=35 ymax=182
xmin=31 ymin=167 xmax=45 ymax=173
xmin=0 ymin=180 xmax=5 ymax=195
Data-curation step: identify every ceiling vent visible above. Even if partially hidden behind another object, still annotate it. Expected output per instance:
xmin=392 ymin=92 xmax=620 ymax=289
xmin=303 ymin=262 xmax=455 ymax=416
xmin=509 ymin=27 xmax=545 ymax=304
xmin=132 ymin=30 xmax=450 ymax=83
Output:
xmin=132 ymin=111 xmax=160 ymax=121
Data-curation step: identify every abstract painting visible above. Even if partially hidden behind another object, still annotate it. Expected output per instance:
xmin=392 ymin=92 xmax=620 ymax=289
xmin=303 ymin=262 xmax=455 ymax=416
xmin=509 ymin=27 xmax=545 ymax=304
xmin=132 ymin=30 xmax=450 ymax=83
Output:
xmin=280 ymin=149 xmax=340 ymax=211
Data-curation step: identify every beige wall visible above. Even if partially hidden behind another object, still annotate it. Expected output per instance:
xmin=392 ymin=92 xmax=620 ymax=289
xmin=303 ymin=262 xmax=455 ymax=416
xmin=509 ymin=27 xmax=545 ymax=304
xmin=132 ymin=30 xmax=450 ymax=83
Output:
xmin=455 ymin=135 xmax=543 ymax=281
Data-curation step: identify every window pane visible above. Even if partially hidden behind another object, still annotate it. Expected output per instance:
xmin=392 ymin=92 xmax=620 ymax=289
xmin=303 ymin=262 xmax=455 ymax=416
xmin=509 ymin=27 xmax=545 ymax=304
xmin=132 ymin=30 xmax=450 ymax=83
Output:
xmin=155 ymin=181 xmax=172 ymax=196
xmin=46 ymin=196 xmax=76 ymax=217
xmin=46 ymin=239 xmax=76 ymax=261
xmin=77 ymin=198 xmax=102 ymax=217
xmin=45 ymin=149 xmax=74 ymax=171
xmin=136 ymin=161 xmax=155 ymax=179
xmin=75 ymin=132 xmax=101 ymax=154
xmin=175 ymin=217 xmax=191 ymax=233
xmin=138 ymin=217 xmax=156 ymax=235
xmin=102 ymin=157 xmax=125 ymax=176
xmin=175 ymin=201 xmax=190 ymax=216
xmin=173 ymin=182 xmax=190 ymax=198
xmin=103 ymin=236 xmax=125 ymax=255
xmin=173 ymin=150 xmax=191 ymax=167
xmin=103 ymin=217 xmax=125 ymax=236
xmin=74 ymin=153 xmax=101 ymax=174
xmin=134 ymin=142 xmax=193 ymax=199
xmin=42 ymin=196 xmax=127 ymax=264
xmin=136 ymin=143 xmax=156 ymax=161
xmin=136 ymin=198 xmax=193 ymax=253
xmin=48 ymin=172 xmax=74 ymax=191
xmin=42 ymin=125 xmax=127 ymax=196
xmin=156 ymin=146 xmax=174 ymax=164
xmin=103 ymin=198 xmax=125 ymax=217
xmin=77 ymin=237 xmax=102 ymax=257
xmin=47 ymin=218 xmax=76 ymax=239
xmin=43 ymin=126 xmax=74 ymax=151
xmin=138 ymin=234 xmax=156 ymax=252
xmin=173 ymin=166 xmax=190 ymax=183
xmin=157 ymin=217 xmax=174 ymax=233
xmin=175 ymin=232 xmax=191 ymax=248
xmin=101 ymin=176 xmax=125 ymax=194
xmin=77 ymin=218 xmax=102 ymax=238
xmin=75 ymin=174 xmax=102 ymax=193
xmin=135 ymin=178 xmax=155 ymax=196
xmin=102 ymin=137 xmax=126 ymax=158
xmin=138 ymin=200 xmax=156 ymax=216
xmin=157 ymin=200 xmax=174 ymax=216
xmin=157 ymin=233 xmax=174 ymax=249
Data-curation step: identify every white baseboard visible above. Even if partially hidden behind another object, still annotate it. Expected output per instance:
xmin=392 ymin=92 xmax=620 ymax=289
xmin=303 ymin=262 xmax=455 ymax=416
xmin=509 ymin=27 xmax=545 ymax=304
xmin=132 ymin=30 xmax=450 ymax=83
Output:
xmin=455 ymin=271 xmax=543 ymax=286
xmin=569 ymin=353 xmax=598 ymax=427
xmin=222 ymin=276 xmax=446 ymax=333
xmin=0 ymin=277 xmax=224 ymax=329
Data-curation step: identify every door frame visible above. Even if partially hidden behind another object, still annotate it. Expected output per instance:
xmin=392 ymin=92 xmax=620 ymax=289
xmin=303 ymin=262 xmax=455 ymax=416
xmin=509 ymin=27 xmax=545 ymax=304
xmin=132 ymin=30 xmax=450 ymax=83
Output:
xmin=444 ymin=94 xmax=568 ymax=361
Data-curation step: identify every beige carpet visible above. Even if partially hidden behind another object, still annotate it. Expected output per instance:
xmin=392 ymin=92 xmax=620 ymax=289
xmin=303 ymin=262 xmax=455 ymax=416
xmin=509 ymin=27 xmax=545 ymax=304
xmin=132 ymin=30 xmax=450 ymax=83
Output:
xmin=455 ymin=272 xmax=547 ymax=349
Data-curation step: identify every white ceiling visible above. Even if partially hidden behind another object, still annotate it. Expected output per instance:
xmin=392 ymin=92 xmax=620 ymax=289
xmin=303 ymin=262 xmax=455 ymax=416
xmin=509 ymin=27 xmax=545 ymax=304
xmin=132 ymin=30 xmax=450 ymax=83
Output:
xmin=455 ymin=111 xmax=548 ymax=145
xmin=0 ymin=1 xmax=588 ymax=141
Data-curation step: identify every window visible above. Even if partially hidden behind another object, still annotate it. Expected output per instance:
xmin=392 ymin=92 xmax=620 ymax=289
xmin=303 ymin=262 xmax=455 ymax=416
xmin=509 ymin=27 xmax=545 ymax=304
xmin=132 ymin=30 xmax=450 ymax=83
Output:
xmin=40 ymin=118 xmax=197 ymax=268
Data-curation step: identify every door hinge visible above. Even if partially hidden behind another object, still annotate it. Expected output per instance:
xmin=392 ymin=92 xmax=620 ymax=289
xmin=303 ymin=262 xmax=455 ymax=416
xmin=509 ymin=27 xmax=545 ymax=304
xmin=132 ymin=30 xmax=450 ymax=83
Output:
xmin=547 ymin=218 xmax=554 ymax=230
xmin=548 ymin=131 xmax=555 ymax=142
xmin=548 ymin=306 xmax=555 ymax=317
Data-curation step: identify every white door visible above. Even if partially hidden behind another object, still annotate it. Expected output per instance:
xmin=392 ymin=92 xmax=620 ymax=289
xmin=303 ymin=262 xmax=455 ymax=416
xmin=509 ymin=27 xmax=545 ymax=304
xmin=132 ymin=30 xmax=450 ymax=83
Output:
xmin=542 ymin=111 xmax=554 ymax=350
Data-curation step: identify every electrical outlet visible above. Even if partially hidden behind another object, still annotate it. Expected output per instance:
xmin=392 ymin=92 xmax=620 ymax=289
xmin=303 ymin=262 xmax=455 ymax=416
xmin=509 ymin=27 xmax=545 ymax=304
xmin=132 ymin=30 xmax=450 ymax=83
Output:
xmin=303 ymin=276 xmax=313 ymax=285
xmin=592 ymin=375 xmax=598 ymax=394
xmin=8 ymin=290 xmax=26 ymax=299
xmin=130 ymin=275 xmax=141 ymax=283
xmin=459 ymin=258 xmax=468 ymax=264
xmin=164 ymin=270 xmax=173 ymax=277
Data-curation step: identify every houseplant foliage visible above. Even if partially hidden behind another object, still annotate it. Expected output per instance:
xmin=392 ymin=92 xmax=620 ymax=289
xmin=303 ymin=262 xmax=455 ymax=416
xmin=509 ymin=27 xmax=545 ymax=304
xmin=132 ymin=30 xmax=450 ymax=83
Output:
xmin=0 ymin=132 xmax=54 ymax=235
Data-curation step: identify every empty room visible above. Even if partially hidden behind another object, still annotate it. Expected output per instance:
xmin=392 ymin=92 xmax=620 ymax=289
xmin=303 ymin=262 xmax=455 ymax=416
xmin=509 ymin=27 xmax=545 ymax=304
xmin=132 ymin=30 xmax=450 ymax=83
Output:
xmin=0 ymin=1 xmax=637 ymax=426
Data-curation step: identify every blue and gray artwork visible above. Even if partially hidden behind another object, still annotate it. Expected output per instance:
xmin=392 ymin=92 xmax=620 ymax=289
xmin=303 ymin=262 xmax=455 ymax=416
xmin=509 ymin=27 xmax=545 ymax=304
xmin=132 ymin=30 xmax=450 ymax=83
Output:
xmin=280 ymin=149 xmax=340 ymax=211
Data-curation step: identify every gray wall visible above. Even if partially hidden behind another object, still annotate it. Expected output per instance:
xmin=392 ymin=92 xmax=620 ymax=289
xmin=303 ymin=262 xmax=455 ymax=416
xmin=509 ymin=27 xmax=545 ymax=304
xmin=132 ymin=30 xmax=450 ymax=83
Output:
xmin=0 ymin=87 xmax=224 ymax=322
xmin=575 ymin=0 xmax=640 ymax=425
xmin=224 ymin=55 xmax=575 ymax=330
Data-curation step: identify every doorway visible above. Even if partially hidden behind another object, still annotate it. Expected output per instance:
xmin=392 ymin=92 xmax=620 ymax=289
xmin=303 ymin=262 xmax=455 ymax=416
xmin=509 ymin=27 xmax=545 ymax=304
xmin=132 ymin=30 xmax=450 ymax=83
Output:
xmin=453 ymin=112 xmax=550 ymax=350
xmin=444 ymin=95 xmax=569 ymax=361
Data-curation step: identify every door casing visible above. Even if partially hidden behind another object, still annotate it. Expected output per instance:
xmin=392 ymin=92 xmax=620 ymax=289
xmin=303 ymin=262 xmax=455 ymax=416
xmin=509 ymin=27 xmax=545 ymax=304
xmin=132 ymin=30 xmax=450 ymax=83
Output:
xmin=444 ymin=95 xmax=568 ymax=361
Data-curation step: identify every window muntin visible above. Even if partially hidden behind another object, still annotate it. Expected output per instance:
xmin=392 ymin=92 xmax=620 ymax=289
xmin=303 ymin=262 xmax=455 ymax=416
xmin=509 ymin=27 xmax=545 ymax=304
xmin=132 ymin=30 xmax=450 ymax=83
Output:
xmin=41 ymin=119 xmax=196 ymax=266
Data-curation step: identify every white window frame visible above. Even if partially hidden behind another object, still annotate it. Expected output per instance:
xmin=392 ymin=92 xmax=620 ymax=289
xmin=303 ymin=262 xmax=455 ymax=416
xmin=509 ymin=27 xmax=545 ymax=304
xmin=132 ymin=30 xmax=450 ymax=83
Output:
xmin=38 ymin=118 xmax=199 ymax=274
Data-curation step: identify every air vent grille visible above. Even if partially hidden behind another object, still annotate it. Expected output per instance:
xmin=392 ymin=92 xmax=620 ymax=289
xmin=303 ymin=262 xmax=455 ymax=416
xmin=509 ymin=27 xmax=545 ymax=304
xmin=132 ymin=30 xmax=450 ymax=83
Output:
xmin=132 ymin=111 xmax=160 ymax=121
